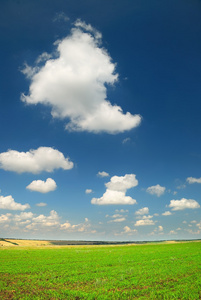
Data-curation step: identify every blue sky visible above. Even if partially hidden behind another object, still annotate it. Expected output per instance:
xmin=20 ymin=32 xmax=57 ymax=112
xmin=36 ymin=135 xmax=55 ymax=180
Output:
xmin=0 ymin=0 xmax=201 ymax=241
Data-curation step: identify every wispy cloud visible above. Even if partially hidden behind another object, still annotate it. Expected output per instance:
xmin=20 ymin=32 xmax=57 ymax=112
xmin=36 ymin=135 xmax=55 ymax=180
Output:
xmin=53 ymin=12 xmax=70 ymax=23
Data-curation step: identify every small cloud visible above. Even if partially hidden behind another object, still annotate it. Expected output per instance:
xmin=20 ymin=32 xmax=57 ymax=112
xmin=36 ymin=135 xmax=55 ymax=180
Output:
xmin=176 ymin=184 xmax=186 ymax=190
xmin=146 ymin=184 xmax=165 ymax=197
xmin=186 ymin=177 xmax=201 ymax=184
xmin=26 ymin=178 xmax=57 ymax=193
xmin=91 ymin=174 xmax=138 ymax=205
xmin=53 ymin=12 xmax=69 ymax=23
xmin=196 ymin=221 xmax=201 ymax=229
xmin=85 ymin=189 xmax=93 ymax=194
xmin=0 ymin=195 xmax=30 ymax=211
xmin=97 ymin=171 xmax=109 ymax=177
xmin=123 ymin=226 xmax=137 ymax=234
xmin=111 ymin=214 xmax=123 ymax=218
xmin=135 ymin=219 xmax=155 ymax=226
xmin=122 ymin=137 xmax=131 ymax=144
xmin=169 ymin=230 xmax=177 ymax=235
xmin=60 ymin=217 xmax=92 ymax=233
xmin=36 ymin=202 xmax=47 ymax=207
xmin=135 ymin=207 xmax=149 ymax=215
xmin=115 ymin=225 xmax=137 ymax=236
xmin=158 ymin=225 xmax=163 ymax=232
xmin=168 ymin=198 xmax=200 ymax=211
xmin=108 ymin=217 xmax=126 ymax=223
xmin=135 ymin=215 xmax=155 ymax=226
xmin=162 ymin=211 xmax=172 ymax=216
xmin=115 ymin=209 xmax=128 ymax=213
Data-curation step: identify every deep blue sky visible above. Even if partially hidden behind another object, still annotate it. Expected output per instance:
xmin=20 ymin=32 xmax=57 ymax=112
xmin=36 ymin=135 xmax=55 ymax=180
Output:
xmin=0 ymin=0 xmax=201 ymax=240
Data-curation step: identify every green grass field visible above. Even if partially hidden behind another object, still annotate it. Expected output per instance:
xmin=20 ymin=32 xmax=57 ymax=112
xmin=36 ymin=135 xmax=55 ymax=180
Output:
xmin=0 ymin=241 xmax=201 ymax=299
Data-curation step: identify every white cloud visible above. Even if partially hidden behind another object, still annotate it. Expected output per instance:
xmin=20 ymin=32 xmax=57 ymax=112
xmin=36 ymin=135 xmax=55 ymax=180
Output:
xmin=106 ymin=174 xmax=138 ymax=192
xmin=146 ymin=184 xmax=165 ymax=197
xmin=26 ymin=210 xmax=60 ymax=229
xmin=0 ymin=147 xmax=73 ymax=174
xmin=162 ymin=211 xmax=172 ymax=216
xmin=91 ymin=174 xmax=138 ymax=205
xmin=0 ymin=213 xmax=11 ymax=223
xmin=85 ymin=189 xmax=93 ymax=194
xmin=135 ymin=207 xmax=149 ymax=215
xmin=0 ymin=210 xmax=95 ymax=235
xmin=197 ymin=221 xmax=201 ymax=229
xmin=26 ymin=178 xmax=57 ymax=193
xmin=115 ymin=209 xmax=128 ymax=213
xmin=158 ymin=225 xmax=163 ymax=232
xmin=169 ymin=230 xmax=177 ymax=235
xmin=135 ymin=215 xmax=155 ymax=226
xmin=108 ymin=217 xmax=126 ymax=223
xmin=135 ymin=219 xmax=155 ymax=226
xmin=14 ymin=212 xmax=34 ymax=222
xmin=0 ymin=195 xmax=30 ymax=211
xmin=168 ymin=198 xmax=200 ymax=211
xmin=123 ymin=226 xmax=137 ymax=234
xmin=111 ymin=214 xmax=123 ymax=218
xmin=91 ymin=189 xmax=136 ymax=205
xmin=97 ymin=171 xmax=109 ymax=177
xmin=186 ymin=177 xmax=201 ymax=184
xmin=21 ymin=20 xmax=141 ymax=134
xmin=36 ymin=202 xmax=47 ymax=207
xmin=60 ymin=217 xmax=93 ymax=233
xmin=186 ymin=229 xmax=200 ymax=235
xmin=114 ymin=225 xmax=137 ymax=236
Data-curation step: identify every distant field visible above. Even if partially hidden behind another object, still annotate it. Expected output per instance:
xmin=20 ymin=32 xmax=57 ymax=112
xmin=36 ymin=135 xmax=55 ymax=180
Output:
xmin=0 ymin=241 xmax=200 ymax=299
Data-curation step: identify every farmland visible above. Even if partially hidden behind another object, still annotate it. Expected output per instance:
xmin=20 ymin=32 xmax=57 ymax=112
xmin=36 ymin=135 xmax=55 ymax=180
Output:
xmin=0 ymin=240 xmax=201 ymax=299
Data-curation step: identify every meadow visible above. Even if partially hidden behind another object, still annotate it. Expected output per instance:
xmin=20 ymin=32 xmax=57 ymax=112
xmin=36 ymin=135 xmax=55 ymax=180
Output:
xmin=0 ymin=240 xmax=201 ymax=299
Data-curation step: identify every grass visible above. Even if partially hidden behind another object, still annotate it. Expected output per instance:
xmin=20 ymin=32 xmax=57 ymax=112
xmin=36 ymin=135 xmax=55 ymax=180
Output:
xmin=0 ymin=241 xmax=201 ymax=299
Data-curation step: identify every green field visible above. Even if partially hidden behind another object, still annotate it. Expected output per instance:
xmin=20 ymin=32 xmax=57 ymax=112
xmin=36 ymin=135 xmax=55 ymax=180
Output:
xmin=0 ymin=241 xmax=201 ymax=299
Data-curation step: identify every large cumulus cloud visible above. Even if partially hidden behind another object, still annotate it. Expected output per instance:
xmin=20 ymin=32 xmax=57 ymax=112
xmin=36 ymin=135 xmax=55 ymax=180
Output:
xmin=21 ymin=20 xmax=141 ymax=134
